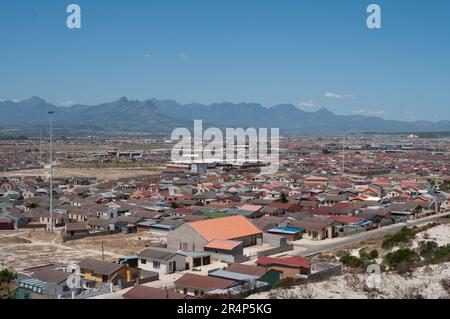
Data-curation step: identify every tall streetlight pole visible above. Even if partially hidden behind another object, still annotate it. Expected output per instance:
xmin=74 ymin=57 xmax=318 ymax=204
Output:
xmin=48 ymin=111 xmax=54 ymax=233
xmin=342 ymin=134 xmax=345 ymax=176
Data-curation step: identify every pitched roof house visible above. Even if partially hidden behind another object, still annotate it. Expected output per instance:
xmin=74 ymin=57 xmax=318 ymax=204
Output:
xmin=167 ymin=215 xmax=262 ymax=253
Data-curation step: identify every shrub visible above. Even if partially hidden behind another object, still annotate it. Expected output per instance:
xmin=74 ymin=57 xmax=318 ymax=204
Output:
xmin=369 ymin=250 xmax=379 ymax=259
xmin=275 ymin=277 xmax=304 ymax=289
xmin=382 ymin=227 xmax=418 ymax=249
xmin=0 ymin=269 xmax=16 ymax=282
xmin=340 ymin=254 xmax=363 ymax=268
xmin=385 ymin=249 xmax=419 ymax=273
xmin=440 ymin=278 xmax=450 ymax=295
xmin=431 ymin=245 xmax=450 ymax=263
xmin=419 ymin=241 xmax=439 ymax=259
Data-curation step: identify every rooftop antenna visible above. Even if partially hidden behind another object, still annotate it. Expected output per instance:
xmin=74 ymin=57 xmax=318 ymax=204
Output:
xmin=48 ymin=111 xmax=54 ymax=233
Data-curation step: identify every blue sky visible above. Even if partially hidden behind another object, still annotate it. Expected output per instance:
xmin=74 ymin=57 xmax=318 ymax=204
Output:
xmin=0 ymin=0 xmax=449 ymax=121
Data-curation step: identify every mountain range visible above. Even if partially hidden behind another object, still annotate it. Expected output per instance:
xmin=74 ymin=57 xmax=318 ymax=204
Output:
xmin=0 ymin=97 xmax=449 ymax=135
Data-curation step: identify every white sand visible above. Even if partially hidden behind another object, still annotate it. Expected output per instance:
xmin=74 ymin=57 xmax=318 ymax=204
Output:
xmin=412 ymin=224 xmax=450 ymax=249
xmin=248 ymin=263 xmax=450 ymax=299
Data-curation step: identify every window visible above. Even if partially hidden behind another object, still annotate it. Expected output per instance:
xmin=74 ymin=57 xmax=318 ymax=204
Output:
xmin=153 ymin=261 xmax=160 ymax=269
xmin=183 ymin=288 xmax=188 ymax=295
xmin=140 ymin=259 xmax=147 ymax=264
xmin=194 ymin=290 xmax=199 ymax=296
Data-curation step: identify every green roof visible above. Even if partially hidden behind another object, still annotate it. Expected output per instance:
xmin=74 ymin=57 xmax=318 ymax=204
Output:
xmin=204 ymin=212 xmax=231 ymax=219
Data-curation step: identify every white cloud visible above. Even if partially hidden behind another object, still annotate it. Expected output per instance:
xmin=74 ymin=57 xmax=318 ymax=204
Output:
xmin=298 ymin=100 xmax=315 ymax=108
xmin=324 ymin=92 xmax=355 ymax=99
xmin=179 ymin=52 xmax=188 ymax=60
xmin=0 ymin=98 xmax=21 ymax=103
xmin=352 ymin=109 xmax=385 ymax=116
xmin=59 ymin=100 xmax=75 ymax=107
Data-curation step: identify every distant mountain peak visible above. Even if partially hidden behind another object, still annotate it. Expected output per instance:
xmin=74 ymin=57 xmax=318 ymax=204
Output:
xmin=272 ymin=104 xmax=299 ymax=112
xmin=0 ymin=97 xmax=448 ymax=134
xmin=316 ymin=107 xmax=333 ymax=114
xmin=26 ymin=96 xmax=46 ymax=103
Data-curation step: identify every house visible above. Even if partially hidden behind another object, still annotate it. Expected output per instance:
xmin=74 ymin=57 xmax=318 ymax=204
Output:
xmin=122 ymin=285 xmax=188 ymax=299
xmin=357 ymin=208 xmax=392 ymax=227
xmin=218 ymin=263 xmax=281 ymax=288
xmin=327 ymin=215 xmax=371 ymax=236
xmin=64 ymin=222 xmax=89 ymax=237
xmin=78 ymin=258 xmax=140 ymax=287
xmin=256 ymin=256 xmax=311 ymax=278
xmin=86 ymin=218 xmax=129 ymax=232
xmin=25 ymin=268 xmax=77 ymax=298
xmin=17 ymin=265 xmax=78 ymax=299
xmin=266 ymin=226 xmax=304 ymax=241
xmin=252 ymin=216 xmax=289 ymax=232
xmin=317 ymin=194 xmax=348 ymax=206
xmin=289 ymin=218 xmax=335 ymax=240
xmin=267 ymin=201 xmax=300 ymax=213
xmin=0 ymin=218 xmax=14 ymax=230
xmin=225 ymin=208 xmax=262 ymax=219
xmin=174 ymin=273 xmax=237 ymax=297
xmin=260 ymin=206 xmax=285 ymax=217
xmin=389 ymin=202 xmax=427 ymax=220
xmin=68 ymin=209 xmax=96 ymax=222
xmin=203 ymin=239 xmax=245 ymax=261
xmin=304 ymin=176 xmax=329 ymax=188
xmin=149 ymin=218 xmax=185 ymax=231
xmin=137 ymin=247 xmax=187 ymax=274
xmin=178 ymin=251 xmax=211 ymax=269
xmin=167 ymin=215 xmax=262 ymax=253
xmin=5 ymin=211 xmax=30 ymax=228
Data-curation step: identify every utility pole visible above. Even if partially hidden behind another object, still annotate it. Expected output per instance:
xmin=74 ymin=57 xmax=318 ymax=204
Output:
xmin=342 ymin=134 xmax=345 ymax=176
xmin=434 ymin=190 xmax=439 ymax=214
xmin=102 ymin=241 xmax=105 ymax=261
xmin=39 ymin=127 xmax=42 ymax=165
xmin=48 ymin=111 xmax=54 ymax=233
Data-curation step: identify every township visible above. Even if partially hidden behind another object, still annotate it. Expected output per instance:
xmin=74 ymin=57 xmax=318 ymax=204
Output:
xmin=1 ymin=134 xmax=449 ymax=299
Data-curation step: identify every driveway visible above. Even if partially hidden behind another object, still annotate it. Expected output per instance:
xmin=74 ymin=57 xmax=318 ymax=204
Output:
xmin=293 ymin=212 xmax=450 ymax=257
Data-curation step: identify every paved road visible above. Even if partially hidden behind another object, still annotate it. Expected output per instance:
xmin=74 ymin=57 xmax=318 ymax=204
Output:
xmin=294 ymin=212 xmax=450 ymax=257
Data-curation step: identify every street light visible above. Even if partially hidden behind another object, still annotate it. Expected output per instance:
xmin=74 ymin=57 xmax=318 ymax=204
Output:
xmin=48 ymin=111 xmax=54 ymax=233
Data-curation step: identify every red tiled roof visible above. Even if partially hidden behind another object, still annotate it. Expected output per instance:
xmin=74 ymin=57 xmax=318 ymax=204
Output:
xmin=256 ymin=256 xmax=311 ymax=269
xmin=188 ymin=215 xmax=262 ymax=241
xmin=174 ymin=273 xmax=235 ymax=290
xmin=204 ymin=239 xmax=242 ymax=250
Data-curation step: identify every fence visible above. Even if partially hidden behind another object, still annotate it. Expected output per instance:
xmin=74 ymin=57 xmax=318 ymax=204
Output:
xmin=254 ymin=244 xmax=294 ymax=258
xmin=61 ymin=230 xmax=115 ymax=242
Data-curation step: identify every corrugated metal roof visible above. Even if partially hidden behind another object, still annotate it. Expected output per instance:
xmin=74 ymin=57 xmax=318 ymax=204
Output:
xmin=18 ymin=277 xmax=46 ymax=294
xmin=209 ymin=269 xmax=259 ymax=282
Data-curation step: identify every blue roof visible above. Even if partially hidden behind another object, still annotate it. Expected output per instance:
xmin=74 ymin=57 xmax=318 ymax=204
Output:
xmin=268 ymin=226 xmax=304 ymax=234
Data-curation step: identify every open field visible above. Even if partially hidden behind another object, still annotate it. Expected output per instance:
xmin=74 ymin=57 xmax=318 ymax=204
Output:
xmin=1 ymin=167 xmax=161 ymax=180
xmin=0 ymin=229 xmax=166 ymax=271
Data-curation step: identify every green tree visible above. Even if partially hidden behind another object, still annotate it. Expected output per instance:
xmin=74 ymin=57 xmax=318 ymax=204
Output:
xmin=0 ymin=269 xmax=17 ymax=299
xmin=279 ymin=192 xmax=288 ymax=203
